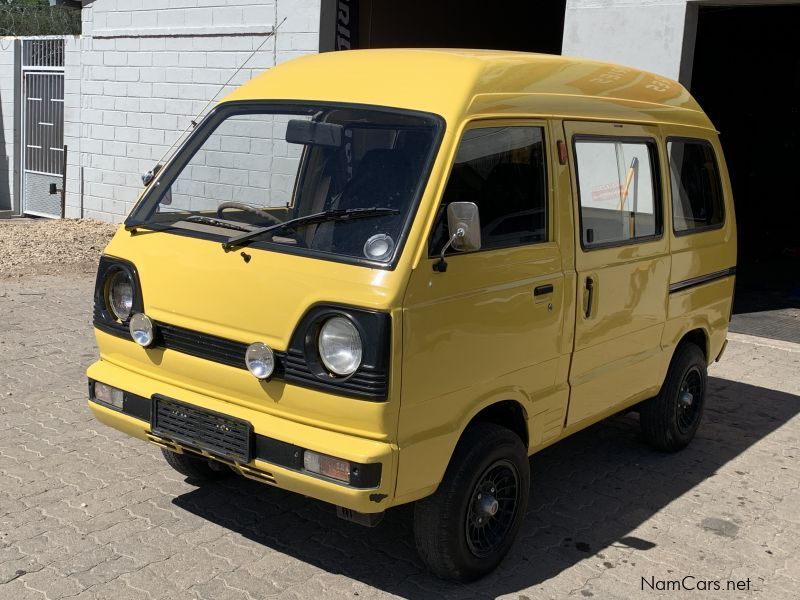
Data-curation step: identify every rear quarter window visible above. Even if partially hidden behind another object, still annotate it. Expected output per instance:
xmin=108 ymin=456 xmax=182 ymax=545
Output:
xmin=667 ymin=138 xmax=725 ymax=234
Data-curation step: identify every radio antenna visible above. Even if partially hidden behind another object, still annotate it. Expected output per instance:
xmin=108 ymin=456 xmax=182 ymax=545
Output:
xmin=143 ymin=17 xmax=287 ymax=185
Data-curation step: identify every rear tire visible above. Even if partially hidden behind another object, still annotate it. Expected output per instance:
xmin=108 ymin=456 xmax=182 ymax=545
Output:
xmin=160 ymin=448 xmax=230 ymax=480
xmin=640 ymin=342 xmax=707 ymax=452
xmin=413 ymin=422 xmax=530 ymax=581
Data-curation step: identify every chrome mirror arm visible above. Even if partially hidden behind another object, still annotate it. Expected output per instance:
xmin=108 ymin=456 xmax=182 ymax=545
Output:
xmin=433 ymin=227 xmax=465 ymax=273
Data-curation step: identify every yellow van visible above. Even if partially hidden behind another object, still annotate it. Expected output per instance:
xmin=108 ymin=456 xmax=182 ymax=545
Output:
xmin=87 ymin=49 xmax=736 ymax=581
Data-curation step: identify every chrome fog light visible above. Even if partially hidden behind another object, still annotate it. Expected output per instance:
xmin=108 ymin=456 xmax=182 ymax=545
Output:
xmin=245 ymin=342 xmax=275 ymax=380
xmin=129 ymin=313 xmax=155 ymax=347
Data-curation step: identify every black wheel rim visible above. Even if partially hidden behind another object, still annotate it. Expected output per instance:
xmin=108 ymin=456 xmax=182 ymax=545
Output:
xmin=465 ymin=459 xmax=520 ymax=559
xmin=676 ymin=365 xmax=704 ymax=434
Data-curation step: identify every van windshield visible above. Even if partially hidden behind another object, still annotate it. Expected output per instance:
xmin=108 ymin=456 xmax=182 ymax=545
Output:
xmin=127 ymin=103 xmax=442 ymax=266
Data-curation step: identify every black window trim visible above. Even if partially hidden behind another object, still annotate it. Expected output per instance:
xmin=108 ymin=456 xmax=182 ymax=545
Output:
xmin=665 ymin=135 xmax=726 ymax=237
xmin=124 ymin=99 xmax=446 ymax=272
xmin=426 ymin=121 xmax=552 ymax=258
xmin=572 ymin=133 xmax=664 ymax=252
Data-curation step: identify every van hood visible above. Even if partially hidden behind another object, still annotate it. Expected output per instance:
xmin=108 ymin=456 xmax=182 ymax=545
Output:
xmin=105 ymin=228 xmax=404 ymax=349
xmin=95 ymin=228 xmax=407 ymax=440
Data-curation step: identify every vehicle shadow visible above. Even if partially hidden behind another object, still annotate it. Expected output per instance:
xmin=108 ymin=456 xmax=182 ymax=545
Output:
xmin=172 ymin=377 xmax=799 ymax=598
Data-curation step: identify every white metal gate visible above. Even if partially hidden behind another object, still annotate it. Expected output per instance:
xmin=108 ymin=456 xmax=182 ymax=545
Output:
xmin=21 ymin=38 xmax=65 ymax=218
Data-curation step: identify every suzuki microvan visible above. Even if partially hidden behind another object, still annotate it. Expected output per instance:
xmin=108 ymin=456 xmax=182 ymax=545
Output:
xmin=87 ymin=49 xmax=736 ymax=580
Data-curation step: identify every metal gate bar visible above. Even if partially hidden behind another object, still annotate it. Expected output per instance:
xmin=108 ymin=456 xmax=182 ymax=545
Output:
xmin=22 ymin=38 xmax=64 ymax=69
xmin=21 ymin=38 xmax=66 ymax=218
xmin=24 ymin=72 xmax=64 ymax=176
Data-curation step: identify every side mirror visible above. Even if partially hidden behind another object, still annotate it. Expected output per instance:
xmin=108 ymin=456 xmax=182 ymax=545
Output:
xmin=433 ymin=201 xmax=481 ymax=272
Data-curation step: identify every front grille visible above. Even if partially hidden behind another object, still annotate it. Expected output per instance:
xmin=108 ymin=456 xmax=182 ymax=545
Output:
xmin=284 ymin=349 xmax=389 ymax=399
xmin=93 ymin=315 xmax=387 ymax=400
xmin=154 ymin=322 xmax=387 ymax=400
xmin=151 ymin=395 xmax=253 ymax=463
xmin=158 ymin=323 xmax=250 ymax=370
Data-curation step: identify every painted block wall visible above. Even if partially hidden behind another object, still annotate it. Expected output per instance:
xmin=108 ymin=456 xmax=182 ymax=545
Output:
xmin=0 ymin=38 xmax=16 ymax=214
xmin=66 ymin=0 xmax=320 ymax=222
xmin=562 ymin=0 xmax=693 ymax=84
xmin=64 ymin=35 xmax=82 ymax=219
xmin=167 ymin=113 xmax=304 ymax=214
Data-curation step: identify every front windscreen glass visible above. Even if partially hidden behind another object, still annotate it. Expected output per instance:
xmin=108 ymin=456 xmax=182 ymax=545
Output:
xmin=127 ymin=103 xmax=442 ymax=266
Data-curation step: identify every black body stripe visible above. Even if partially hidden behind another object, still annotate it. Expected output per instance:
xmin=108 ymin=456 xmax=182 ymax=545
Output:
xmin=669 ymin=267 xmax=737 ymax=294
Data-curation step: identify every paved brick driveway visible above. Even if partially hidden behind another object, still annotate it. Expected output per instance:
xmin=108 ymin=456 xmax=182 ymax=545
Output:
xmin=1 ymin=273 xmax=798 ymax=599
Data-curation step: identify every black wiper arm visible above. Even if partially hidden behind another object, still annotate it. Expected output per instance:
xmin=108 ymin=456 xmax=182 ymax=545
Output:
xmin=221 ymin=207 xmax=399 ymax=251
xmin=123 ymin=215 xmax=256 ymax=233
xmin=185 ymin=215 xmax=256 ymax=232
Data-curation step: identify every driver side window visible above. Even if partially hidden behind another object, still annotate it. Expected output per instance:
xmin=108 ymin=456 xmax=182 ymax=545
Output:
xmin=429 ymin=126 xmax=548 ymax=255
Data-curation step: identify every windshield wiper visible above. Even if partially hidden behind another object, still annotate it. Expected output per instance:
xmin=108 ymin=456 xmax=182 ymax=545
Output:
xmin=221 ymin=207 xmax=399 ymax=251
xmin=123 ymin=215 xmax=256 ymax=233
xmin=185 ymin=215 xmax=256 ymax=232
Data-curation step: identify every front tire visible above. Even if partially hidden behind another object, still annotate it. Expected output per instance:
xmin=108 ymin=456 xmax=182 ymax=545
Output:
xmin=413 ymin=423 xmax=530 ymax=581
xmin=160 ymin=448 xmax=230 ymax=481
xmin=640 ymin=342 xmax=707 ymax=451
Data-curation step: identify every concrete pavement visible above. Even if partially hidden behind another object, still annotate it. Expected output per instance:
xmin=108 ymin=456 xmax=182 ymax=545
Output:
xmin=1 ymin=273 xmax=798 ymax=599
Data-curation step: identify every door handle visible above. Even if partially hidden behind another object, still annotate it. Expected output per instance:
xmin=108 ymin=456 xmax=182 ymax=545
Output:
xmin=533 ymin=284 xmax=554 ymax=297
xmin=585 ymin=277 xmax=594 ymax=318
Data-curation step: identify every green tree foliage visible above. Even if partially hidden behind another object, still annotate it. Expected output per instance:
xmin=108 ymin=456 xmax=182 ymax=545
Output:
xmin=0 ymin=0 xmax=81 ymax=36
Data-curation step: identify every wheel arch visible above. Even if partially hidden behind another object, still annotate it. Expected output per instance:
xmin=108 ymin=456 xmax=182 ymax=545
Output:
xmin=464 ymin=399 xmax=529 ymax=450
xmin=392 ymin=396 xmax=530 ymax=507
xmin=678 ymin=327 xmax=710 ymax=362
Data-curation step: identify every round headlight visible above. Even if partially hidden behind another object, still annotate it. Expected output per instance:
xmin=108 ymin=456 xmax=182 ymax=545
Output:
xmin=245 ymin=342 xmax=275 ymax=380
xmin=107 ymin=270 xmax=133 ymax=321
xmin=129 ymin=313 xmax=154 ymax=347
xmin=363 ymin=234 xmax=395 ymax=261
xmin=318 ymin=317 xmax=363 ymax=376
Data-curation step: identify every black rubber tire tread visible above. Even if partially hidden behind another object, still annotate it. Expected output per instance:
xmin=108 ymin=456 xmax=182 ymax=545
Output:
xmin=161 ymin=448 xmax=230 ymax=480
xmin=413 ymin=422 xmax=530 ymax=581
xmin=640 ymin=342 xmax=707 ymax=452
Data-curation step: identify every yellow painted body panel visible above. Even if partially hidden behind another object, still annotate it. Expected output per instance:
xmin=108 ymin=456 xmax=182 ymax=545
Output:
xmin=88 ymin=50 xmax=735 ymax=511
xmin=87 ymin=359 xmax=396 ymax=513
xmin=100 ymin=231 xmax=403 ymax=440
xmin=660 ymin=124 xmax=737 ymax=362
xmin=564 ymin=120 xmax=672 ymax=426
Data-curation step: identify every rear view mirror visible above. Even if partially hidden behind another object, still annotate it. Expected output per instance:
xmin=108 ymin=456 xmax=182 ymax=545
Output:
xmin=285 ymin=120 xmax=343 ymax=147
xmin=433 ymin=201 xmax=481 ymax=272
xmin=447 ymin=202 xmax=481 ymax=252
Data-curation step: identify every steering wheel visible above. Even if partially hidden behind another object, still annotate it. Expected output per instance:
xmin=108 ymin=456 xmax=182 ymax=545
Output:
xmin=217 ymin=201 xmax=282 ymax=225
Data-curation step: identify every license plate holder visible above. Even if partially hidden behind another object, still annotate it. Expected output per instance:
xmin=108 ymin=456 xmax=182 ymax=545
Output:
xmin=151 ymin=395 xmax=253 ymax=464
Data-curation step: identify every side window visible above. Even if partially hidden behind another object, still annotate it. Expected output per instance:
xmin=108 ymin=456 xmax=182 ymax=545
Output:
xmin=574 ymin=138 xmax=661 ymax=248
xmin=429 ymin=126 xmax=548 ymax=254
xmin=667 ymin=139 xmax=724 ymax=233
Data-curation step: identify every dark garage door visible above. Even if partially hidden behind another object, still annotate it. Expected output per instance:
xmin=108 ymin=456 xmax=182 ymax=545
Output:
xmin=691 ymin=5 xmax=800 ymax=342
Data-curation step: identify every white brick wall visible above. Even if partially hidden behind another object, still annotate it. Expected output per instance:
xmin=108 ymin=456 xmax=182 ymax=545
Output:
xmin=64 ymin=36 xmax=82 ymax=219
xmin=167 ymin=113 xmax=304 ymax=214
xmin=91 ymin=0 xmax=276 ymax=38
xmin=70 ymin=0 xmax=320 ymax=223
xmin=563 ymin=0 xmax=694 ymax=83
xmin=0 ymin=37 xmax=16 ymax=214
